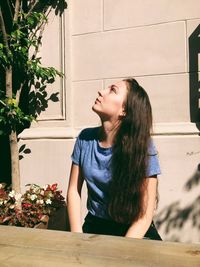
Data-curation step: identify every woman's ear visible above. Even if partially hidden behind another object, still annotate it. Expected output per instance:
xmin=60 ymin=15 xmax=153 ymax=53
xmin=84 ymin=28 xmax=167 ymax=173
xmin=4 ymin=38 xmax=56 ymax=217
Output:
xmin=119 ymin=110 xmax=126 ymax=119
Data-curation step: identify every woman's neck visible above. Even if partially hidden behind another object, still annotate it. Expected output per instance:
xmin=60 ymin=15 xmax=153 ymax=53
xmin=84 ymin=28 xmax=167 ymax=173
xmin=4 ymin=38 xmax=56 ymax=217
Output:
xmin=98 ymin=120 xmax=120 ymax=148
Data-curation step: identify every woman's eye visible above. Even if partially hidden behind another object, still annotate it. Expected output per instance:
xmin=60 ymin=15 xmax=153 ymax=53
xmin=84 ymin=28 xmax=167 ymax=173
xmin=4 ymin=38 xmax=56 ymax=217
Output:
xmin=110 ymin=86 xmax=116 ymax=93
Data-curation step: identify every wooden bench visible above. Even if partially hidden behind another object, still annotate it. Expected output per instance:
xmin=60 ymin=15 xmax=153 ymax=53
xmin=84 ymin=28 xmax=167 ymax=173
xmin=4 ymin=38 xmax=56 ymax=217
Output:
xmin=0 ymin=225 xmax=199 ymax=266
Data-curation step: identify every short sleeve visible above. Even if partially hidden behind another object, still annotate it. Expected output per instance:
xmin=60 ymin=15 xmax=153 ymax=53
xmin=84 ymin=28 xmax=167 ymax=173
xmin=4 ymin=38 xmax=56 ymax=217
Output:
xmin=71 ymin=135 xmax=82 ymax=165
xmin=146 ymin=140 xmax=161 ymax=177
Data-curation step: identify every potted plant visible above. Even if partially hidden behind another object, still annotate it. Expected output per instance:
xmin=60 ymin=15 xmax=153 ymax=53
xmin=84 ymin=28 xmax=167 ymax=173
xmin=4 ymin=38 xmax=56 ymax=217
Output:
xmin=0 ymin=182 xmax=65 ymax=228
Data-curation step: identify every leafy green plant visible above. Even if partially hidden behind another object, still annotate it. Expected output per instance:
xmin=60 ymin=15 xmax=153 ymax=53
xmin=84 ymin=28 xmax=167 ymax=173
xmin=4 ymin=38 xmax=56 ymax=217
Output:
xmin=0 ymin=1 xmax=67 ymax=192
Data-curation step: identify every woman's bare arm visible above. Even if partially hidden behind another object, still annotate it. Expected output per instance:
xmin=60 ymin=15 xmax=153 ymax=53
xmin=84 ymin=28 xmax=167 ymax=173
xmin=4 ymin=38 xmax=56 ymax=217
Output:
xmin=125 ymin=177 xmax=157 ymax=238
xmin=67 ymin=163 xmax=84 ymax=233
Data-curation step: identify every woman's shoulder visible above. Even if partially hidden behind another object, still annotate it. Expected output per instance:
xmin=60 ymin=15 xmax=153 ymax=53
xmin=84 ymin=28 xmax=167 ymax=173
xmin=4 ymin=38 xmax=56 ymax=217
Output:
xmin=78 ymin=126 xmax=100 ymax=141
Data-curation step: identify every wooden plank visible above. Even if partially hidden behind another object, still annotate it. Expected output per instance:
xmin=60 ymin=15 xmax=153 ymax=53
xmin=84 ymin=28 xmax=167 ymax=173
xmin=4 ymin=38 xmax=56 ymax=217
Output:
xmin=0 ymin=226 xmax=199 ymax=267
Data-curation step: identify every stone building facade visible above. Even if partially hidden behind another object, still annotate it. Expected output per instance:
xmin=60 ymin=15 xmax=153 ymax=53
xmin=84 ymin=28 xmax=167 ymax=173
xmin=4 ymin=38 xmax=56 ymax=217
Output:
xmin=19 ymin=0 xmax=200 ymax=242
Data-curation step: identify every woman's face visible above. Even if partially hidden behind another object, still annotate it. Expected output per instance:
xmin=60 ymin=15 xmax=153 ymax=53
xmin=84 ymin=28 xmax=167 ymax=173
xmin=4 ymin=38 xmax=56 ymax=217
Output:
xmin=92 ymin=80 xmax=128 ymax=122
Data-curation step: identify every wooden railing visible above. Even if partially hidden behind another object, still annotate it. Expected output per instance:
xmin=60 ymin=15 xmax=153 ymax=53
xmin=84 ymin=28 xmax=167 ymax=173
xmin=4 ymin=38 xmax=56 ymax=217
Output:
xmin=0 ymin=225 xmax=199 ymax=266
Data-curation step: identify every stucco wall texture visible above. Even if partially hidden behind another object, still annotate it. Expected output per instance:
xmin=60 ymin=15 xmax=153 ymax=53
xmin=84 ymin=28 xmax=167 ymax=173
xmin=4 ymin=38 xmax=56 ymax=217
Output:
xmin=19 ymin=1 xmax=200 ymax=243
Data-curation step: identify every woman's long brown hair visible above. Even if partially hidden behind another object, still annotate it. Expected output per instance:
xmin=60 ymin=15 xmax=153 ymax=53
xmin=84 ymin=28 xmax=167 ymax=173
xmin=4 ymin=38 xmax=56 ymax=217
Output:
xmin=108 ymin=78 xmax=153 ymax=224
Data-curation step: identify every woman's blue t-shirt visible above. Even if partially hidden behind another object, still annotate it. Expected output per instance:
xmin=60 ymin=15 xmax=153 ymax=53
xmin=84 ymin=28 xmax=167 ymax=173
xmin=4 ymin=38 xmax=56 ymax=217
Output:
xmin=71 ymin=127 xmax=161 ymax=220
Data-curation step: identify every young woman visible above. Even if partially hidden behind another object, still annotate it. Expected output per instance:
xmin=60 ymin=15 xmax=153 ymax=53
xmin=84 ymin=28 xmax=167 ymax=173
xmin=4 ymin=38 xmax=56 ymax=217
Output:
xmin=67 ymin=78 xmax=162 ymax=240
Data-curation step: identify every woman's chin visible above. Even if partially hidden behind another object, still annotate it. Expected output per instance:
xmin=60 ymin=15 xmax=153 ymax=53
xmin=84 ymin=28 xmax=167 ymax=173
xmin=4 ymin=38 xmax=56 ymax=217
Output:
xmin=92 ymin=104 xmax=99 ymax=113
xmin=92 ymin=105 xmax=103 ymax=118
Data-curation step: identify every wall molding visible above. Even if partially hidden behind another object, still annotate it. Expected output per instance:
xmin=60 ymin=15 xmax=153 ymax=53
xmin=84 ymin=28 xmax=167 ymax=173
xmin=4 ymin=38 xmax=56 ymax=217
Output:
xmin=153 ymin=122 xmax=199 ymax=135
xmin=19 ymin=127 xmax=77 ymax=140
xmin=18 ymin=122 xmax=199 ymax=140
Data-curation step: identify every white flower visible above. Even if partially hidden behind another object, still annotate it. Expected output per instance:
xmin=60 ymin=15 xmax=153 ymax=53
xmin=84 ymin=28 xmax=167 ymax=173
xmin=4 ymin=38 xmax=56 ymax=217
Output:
xmin=46 ymin=199 xmax=52 ymax=205
xmin=15 ymin=193 xmax=22 ymax=201
xmin=0 ymin=184 xmax=2 ymax=189
xmin=30 ymin=184 xmax=40 ymax=193
xmin=40 ymin=190 xmax=45 ymax=196
xmin=9 ymin=190 xmax=15 ymax=198
xmin=4 ymin=200 xmax=8 ymax=204
xmin=43 ymin=184 xmax=48 ymax=190
xmin=9 ymin=204 xmax=15 ymax=209
xmin=36 ymin=199 xmax=44 ymax=205
xmin=0 ymin=200 xmax=3 ymax=205
xmin=30 ymin=194 xmax=37 ymax=201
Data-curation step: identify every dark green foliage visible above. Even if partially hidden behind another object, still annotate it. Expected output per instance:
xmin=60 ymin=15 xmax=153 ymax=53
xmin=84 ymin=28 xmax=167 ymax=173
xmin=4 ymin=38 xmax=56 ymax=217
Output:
xmin=0 ymin=1 xmax=66 ymax=135
xmin=0 ymin=1 xmax=67 ymax=186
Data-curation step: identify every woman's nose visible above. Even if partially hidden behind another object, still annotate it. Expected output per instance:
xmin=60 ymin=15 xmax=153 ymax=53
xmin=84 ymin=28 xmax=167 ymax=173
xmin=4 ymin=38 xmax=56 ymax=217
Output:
xmin=98 ymin=88 xmax=107 ymax=96
xmin=98 ymin=90 xmax=103 ymax=96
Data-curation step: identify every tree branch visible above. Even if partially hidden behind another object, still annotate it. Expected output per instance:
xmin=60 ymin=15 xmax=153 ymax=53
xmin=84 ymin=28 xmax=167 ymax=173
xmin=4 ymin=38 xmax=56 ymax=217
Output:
xmin=10 ymin=0 xmax=15 ymax=9
xmin=6 ymin=0 xmax=14 ymax=20
xmin=0 ymin=7 xmax=10 ymax=53
xmin=9 ymin=130 xmax=21 ymax=192
xmin=0 ymin=6 xmax=12 ymax=98
xmin=6 ymin=67 xmax=13 ymax=98
xmin=0 ymin=100 xmax=6 ymax=106
xmin=13 ymin=0 xmax=21 ymax=22
xmin=30 ymin=21 xmax=46 ymax=60
xmin=45 ymin=6 xmax=52 ymax=18
xmin=16 ymin=81 xmax=24 ymax=104
xmin=27 ymin=0 xmax=39 ymax=16
xmin=28 ymin=5 xmax=52 ymax=53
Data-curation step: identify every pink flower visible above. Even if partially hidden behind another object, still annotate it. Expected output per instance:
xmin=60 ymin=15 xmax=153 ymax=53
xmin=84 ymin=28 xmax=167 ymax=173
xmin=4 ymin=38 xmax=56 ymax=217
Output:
xmin=51 ymin=184 xmax=57 ymax=191
xmin=0 ymin=182 xmax=65 ymax=228
xmin=22 ymin=203 xmax=32 ymax=208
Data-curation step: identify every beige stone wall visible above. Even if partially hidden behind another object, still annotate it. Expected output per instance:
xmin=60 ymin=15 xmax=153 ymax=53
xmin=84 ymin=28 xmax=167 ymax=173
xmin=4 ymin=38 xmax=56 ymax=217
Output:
xmin=19 ymin=1 xmax=200 ymax=242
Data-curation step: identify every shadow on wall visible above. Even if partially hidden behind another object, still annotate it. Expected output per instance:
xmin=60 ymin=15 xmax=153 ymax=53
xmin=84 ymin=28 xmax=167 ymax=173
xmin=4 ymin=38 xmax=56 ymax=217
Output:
xmin=155 ymin=164 xmax=200 ymax=242
xmin=19 ymin=144 xmax=31 ymax=160
xmin=155 ymin=25 xmax=200 ymax=242
xmin=32 ymin=0 xmax=68 ymax=16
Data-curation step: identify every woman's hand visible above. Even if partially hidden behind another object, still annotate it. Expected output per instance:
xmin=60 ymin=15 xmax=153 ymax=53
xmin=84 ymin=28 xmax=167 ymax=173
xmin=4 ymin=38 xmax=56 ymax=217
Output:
xmin=125 ymin=177 xmax=157 ymax=238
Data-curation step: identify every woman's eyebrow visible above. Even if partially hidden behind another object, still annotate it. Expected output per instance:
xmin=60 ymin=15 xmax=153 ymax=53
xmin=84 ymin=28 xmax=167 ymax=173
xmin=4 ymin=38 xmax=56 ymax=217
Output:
xmin=111 ymin=84 xmax=119 ymax=90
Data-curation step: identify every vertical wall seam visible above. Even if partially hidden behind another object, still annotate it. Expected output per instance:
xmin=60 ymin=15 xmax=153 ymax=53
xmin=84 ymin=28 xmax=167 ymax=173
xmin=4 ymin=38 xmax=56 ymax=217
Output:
xmin=185 ymin=20 xmax=189 ymax=74
xmin=102 ymin=0 xmax=104 ymax=32
xmin=67 ymin=0 xmax=74 ymax=127
xmin=60 ymin=11 xmax=65 ymax=120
